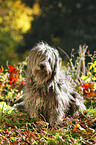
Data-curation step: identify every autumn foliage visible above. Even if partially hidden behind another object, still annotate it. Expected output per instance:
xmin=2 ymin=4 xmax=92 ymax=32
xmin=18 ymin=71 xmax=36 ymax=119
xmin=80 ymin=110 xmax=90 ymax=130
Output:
xmin=0 ymin=63 xmax=25 ymax=105
xmin=0 ymin=49 xmax=96 ymax=144
xmin=8 ymin=65 xmax=19 ymax=85
xmin=80 ymin=83 xmax=96 ymax=98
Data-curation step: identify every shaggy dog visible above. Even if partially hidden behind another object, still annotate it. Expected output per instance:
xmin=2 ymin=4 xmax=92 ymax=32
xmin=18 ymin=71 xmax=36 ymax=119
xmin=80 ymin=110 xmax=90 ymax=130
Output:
xmin=24 ymin=42 xmax=86 ymax=124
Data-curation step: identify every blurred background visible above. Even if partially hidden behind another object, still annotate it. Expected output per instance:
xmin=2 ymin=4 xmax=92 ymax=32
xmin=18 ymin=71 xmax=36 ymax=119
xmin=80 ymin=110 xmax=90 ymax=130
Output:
xmin=0 ymin=0 xmax=96 ymax=67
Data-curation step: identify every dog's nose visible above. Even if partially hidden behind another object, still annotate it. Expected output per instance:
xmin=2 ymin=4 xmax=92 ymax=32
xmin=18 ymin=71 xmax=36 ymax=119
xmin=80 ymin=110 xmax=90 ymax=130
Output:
xmin=40 ymin=64 xmax=45 ymax=70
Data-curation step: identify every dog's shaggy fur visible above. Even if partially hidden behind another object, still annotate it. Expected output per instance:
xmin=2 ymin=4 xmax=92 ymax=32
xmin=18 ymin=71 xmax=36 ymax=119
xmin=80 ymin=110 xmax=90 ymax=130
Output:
xmin=24 ymin=42 xmax=86 ymax=124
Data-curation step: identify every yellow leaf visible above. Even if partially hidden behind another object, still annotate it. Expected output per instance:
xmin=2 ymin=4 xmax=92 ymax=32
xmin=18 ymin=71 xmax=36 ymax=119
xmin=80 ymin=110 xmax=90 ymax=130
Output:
xmin=93 ymin=84 xmax=96 ymax=89
xmin=92 ymin=76 xmax=96 ymax=81
xmin=0 ymin=17 xmax=3 ymax=23
xmin=85 ymin=78 xmax=91 ymax=83
xmin=81 ymin=76 xmax=87 ymax=80
xmin=33 ymin=2 xmax=41 ymax=15
xmin=87 ymin=72 xmax=91 ymax=76
xmin=89 ymin=63 xmax=93 ymax=70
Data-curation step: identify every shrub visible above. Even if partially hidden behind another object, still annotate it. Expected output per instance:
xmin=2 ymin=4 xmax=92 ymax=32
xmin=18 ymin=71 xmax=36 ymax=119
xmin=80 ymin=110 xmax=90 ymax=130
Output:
xmin=0 ymin=60 xmax=27 ymax=106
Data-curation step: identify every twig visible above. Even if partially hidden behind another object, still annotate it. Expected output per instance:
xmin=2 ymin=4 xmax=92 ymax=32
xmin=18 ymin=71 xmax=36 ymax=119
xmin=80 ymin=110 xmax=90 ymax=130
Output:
xmin=58 ymin=47 xmax=70 ymax=60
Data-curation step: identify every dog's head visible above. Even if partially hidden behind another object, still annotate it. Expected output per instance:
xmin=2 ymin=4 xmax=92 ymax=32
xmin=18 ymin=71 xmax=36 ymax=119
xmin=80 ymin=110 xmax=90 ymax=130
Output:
xmin=27 ymin=42 xmax=60 ymax=85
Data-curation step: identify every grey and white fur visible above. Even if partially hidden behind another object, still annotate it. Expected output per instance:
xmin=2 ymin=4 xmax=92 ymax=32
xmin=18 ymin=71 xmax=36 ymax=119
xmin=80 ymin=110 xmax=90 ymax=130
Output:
xmin=24 ymin=42 xmax=86 ymax=124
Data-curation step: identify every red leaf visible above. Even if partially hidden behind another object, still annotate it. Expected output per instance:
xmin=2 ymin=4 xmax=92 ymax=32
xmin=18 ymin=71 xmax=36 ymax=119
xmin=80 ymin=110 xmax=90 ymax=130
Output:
xmin=0 ymin=65 xmax=4 ymax=73
xmin=8 ymin=65 xmax=16 ymax=72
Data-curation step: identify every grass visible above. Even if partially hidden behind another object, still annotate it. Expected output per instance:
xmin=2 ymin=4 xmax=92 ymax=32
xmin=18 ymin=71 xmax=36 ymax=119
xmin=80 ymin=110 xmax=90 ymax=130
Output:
xmin=0 ymin=102 xmax=96 ymax=145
